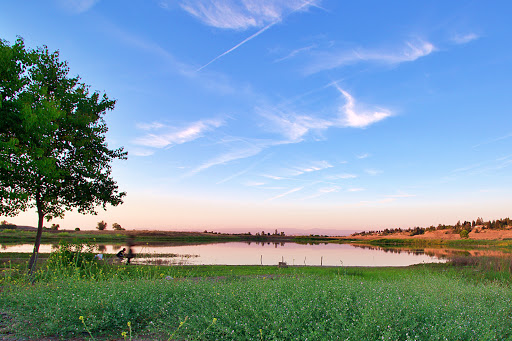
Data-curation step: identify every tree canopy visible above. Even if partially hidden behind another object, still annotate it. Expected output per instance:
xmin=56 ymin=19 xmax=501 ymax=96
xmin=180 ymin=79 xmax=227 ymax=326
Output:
xmin=0 ymin=37 xmax=127 ymax=273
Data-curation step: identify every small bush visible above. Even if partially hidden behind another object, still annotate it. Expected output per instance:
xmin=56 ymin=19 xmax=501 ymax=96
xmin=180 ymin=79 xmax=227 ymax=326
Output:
xmin=112 ymin=223 xmax=124 ymax=231
xmin=75 ymin=227 xmax=80 ymax=231
xmin=96 ymin=221 xmax=107 ymax=230
xmin=50 ymin=223 xmax=60 ymax=231
xmin=0 ymin=220 xmax=17 ymax=230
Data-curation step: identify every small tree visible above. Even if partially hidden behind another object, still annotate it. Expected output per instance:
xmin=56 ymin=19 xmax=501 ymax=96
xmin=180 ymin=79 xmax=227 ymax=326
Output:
xmin=112 ymin=222 xmax=124 ymax=231
xmin=96 ymin=221 xmax=107 ymax=231
xmin=0 ymin=38 xmax=127 ymax=275
xmin=50 ymin=223 xmax=59 ymax=230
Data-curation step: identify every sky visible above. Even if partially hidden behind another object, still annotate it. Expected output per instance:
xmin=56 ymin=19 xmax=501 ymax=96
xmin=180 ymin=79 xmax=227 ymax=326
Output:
xmin=1 ymin=0 xmax=511 ymax=234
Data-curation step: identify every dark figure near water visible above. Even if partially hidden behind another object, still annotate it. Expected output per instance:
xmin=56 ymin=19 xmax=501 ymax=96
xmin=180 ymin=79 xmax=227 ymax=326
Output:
xmin=116 ymin=248 xmax=126 ymax=260
xmin=126 ymin=239 xmax=134 ymax=264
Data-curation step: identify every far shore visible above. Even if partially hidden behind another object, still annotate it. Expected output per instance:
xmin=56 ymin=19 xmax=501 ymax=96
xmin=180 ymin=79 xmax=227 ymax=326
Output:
xmin=3 ymin=225 xmax=512 ymax=245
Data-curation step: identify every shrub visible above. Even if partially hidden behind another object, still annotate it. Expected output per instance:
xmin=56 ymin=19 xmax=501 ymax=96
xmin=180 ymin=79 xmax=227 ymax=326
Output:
xmin=460 ymin=230 xmax=469 ymax=239
xmin=75 ymin=227 xmax=80 ymax=231
xmin=0 ymin=220 xmax=17 ymax=229
xmin=96 ymin=221 xmax=107 ymax=230
xmin=45 ymin=240 xmax=97 ymax=270
xmin=50 ymin=223 xmax=60 ymax=230
xmin=112 ymin=223 xmax=124 ymax=231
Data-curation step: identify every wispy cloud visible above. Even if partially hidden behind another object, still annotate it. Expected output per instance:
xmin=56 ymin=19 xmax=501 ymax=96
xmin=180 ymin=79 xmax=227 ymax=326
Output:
xmin=134 ymin=119 xmax=224 ymax=148
xmin=365 ymin=169 xmax=382 ymax=176
xmin=216 ymin=154 xmax=272 ymax=184
xmin=356 ymin=153 xmax=370 ymax=159
xmin=258 ymin=108 xmax=332 ymax=142
xmin=197 ymin=21 xmax=277 ymax=71
xmin=245 ymin=181 xmax=266 ymax=187
xmin=335 ymin=85 xmax=392 ymax=128
xmin=302 ymin=185 xmax=340 ymax=200
xmin=347 ymin=188 xmax=364 ymax=192
xmin=191 ymin=0 xmax=319 ymax=70
xmin=451 ymin=33 xmax=480 ymax=45
xmin=136 ymin=122 xmax=166 ymax=130
xmin=288 ymin=161 xmax=333 ymax=176
xmin=274 ymin=44 xmax=316 ymax=62
xmin=260 ymin=86 xmax=392 ymax=142
xmin=57 ymin=0 xmax=100 ymax=13
xmin=327 ymin=173 xmax=357 ymax=180
xmin=473 ymin=132 xmax=512 ymax=149
xmin=268 ymin=186 xmax=304 ymax=201
xmin=179 ymin=0 xmax=319 ymax=30
xmin=306 ymin=39 xmax=435 ymax=74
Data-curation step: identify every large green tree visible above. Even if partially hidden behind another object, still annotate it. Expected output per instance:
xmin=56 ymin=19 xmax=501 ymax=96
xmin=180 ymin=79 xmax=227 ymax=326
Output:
xmin=0 ymin=38 xmax=127 ymax=274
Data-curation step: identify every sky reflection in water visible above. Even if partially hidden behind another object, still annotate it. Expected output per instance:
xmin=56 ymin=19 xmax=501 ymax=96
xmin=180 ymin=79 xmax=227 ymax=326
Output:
xmin=1 ymin=242 xmax=445 ymax=266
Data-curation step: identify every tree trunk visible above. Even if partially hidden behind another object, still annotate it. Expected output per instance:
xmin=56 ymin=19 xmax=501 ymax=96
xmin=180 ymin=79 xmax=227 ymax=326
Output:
xmin=28 ymin=202 xmax=45 ymax=277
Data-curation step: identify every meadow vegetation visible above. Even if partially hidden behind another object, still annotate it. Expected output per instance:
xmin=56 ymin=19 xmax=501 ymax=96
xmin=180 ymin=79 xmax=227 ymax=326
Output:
xmin=2 ymin=242 xmax=512 ymax=340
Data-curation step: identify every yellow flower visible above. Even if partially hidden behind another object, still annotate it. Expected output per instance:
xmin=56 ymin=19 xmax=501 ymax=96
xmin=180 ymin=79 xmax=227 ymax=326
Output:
xmin=79 ymin=316 xmax=84 ymax=321
xmin=127 ymin=321 xmax=131 ymax=327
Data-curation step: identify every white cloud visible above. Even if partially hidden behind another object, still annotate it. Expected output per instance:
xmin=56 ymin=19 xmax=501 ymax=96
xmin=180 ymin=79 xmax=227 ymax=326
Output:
xmin=307 ymin=40 xmax=435 ymax=74
xmin=327 ymin=173 xmax=357 ymax=180
xmin=274 ymin=44 xmax=316 ymax=62
xmin=452 ymin=33 xmax=479 ymax=45
xmin=356 ymin=153 xmax=370 ymax=159
xmin=268 ymin=186 xmax=304 ymax=201
xmin=365 ymin=169 xmax=382 ymax=176
xmin=179 ymin=0 xmax=319 ymax=30
xmin=260 ymin=87 xmax=391 ymax=143
xmin=189 ymin=142 xmax=266 ymax=175
xmin=134 ymin=119 xmax=223 ymax=148
xmin=258 ymin=108 xmax=332 ymax=142
xmin=335 ymin=86 xmax=392 ymax=128
xmin=190 ymin=0 xmax=320 ymax=70
xmin=261 ymin=174 xmax=285 ymax=180
xmin=245 ymin=181 xmax=266 ymax=186
xmin=347 ymin=188 xmax=364 ymax=192
xmin=289 ymin=160 xmax=333 ymax=176
xmin=136 ymin=122 xmax=166 ymax=131
xmin=302 ymin=185 xmax=340 ymax=200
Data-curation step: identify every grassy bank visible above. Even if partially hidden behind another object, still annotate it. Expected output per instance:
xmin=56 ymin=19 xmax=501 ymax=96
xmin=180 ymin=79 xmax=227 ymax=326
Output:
xmin=0 ymin=228 xmax=307 ymax=245
xmin=2 ymin=252 xmax=512 ymax=340
xmin=352 ymin=237 xmax=512 ymax=250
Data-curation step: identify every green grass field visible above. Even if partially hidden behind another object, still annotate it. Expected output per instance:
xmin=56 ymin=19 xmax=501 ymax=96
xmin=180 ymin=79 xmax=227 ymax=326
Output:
xmin=2 ymin=245 xmax=512 ymax=340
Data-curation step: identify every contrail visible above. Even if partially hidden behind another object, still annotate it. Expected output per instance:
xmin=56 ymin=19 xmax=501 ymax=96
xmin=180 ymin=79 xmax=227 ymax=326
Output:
xmin=196 ymin=0 xmax=316 ymax=72
xmin=196 ymin=21 xmax=277 ymax=72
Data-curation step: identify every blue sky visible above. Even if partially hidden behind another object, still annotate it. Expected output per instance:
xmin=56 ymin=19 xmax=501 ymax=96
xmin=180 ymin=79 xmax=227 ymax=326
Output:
xmin=1 ymin=0 xmax=511 ymax=234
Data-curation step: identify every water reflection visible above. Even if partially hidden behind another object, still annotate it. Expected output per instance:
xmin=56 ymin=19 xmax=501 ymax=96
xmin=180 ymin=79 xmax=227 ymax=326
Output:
xmin=0 ymin=241 xmax=446 ymax=266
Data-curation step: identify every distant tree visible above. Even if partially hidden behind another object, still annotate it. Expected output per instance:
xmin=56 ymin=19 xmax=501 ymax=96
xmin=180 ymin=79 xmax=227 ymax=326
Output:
xmin=74 ymin=227 xmax=80 ymax=231
xmin=0 ymin=38 xmax=126 ymax=274
xmin=0 ymin=220 xmax=16 ymax=229
xmin=50 ymin=223 xmax=59 ymax=230
xmin=112 ymin=222 xmax=124 ymax=231
xmin=96 ymin=220 xmax=107 ymax=231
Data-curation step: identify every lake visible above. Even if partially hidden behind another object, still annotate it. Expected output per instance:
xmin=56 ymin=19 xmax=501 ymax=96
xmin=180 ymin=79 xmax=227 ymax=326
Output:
xmin=0 ymin=241 xmax=445 ymax=266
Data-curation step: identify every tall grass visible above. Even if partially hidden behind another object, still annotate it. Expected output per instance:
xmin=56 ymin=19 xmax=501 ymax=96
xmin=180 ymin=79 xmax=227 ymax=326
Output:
xmin=2 ymin=268 xmax=512 ymax=340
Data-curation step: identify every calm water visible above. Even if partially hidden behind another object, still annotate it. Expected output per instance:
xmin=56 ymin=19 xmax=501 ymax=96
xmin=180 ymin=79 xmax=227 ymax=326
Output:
xmin=1 ymin=242 xmax=445 ymax=266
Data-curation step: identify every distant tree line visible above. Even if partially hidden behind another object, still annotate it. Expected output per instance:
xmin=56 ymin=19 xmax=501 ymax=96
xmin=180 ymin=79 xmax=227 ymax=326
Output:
xmin=353 ymin=217 xmax=512 ymax=238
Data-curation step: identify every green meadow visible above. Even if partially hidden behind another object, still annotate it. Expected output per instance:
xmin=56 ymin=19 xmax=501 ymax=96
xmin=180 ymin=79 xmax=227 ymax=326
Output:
xmin=2 ymin=243 xmax=512 ymax=340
